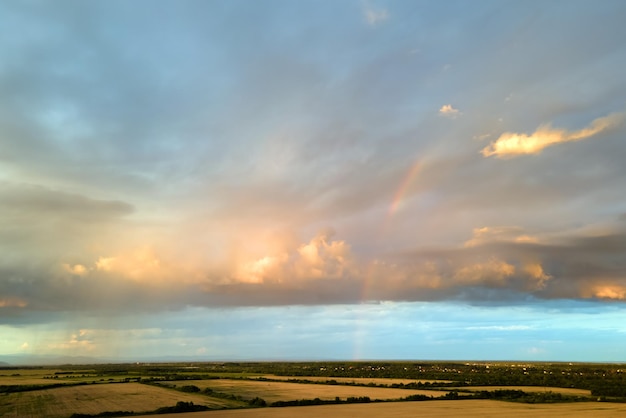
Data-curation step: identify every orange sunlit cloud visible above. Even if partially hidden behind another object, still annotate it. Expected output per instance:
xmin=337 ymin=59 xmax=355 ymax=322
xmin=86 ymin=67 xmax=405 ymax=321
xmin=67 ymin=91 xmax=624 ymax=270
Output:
xmin=464 ymin=226 xmax=539 ymax=247
xmin=482 ymin=112 xmax=624 ymax=158
xmin=589 ymin=285 xmax=626 ymax=300
xmin=523 ymin=263 xmax=552 ymax=290
xmin=0 ymin=298 xmax=28 ymax=308
xmin=233 ymin=232 xmax=354 ymax=284
xmin=454 ymin=258 xmax=515 ymax=286
xmin=96 ymin=248 xmax=164 ymax=280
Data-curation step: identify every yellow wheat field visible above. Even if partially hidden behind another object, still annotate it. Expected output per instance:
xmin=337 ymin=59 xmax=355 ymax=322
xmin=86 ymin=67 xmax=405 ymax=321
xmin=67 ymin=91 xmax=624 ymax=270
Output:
xmin=136 ymin=399 xmax=626 ymax=418
xmin=259 ymin=375 xmax=451 ymax=385
xmin=165 ymin=379 xmax=446 ymax=402
xmin=0 ymin=382 xmax=240 ymax=418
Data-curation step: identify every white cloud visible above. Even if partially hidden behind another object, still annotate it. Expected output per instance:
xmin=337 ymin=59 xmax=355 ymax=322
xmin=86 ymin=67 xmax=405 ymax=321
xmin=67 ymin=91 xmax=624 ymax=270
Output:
xmin=482 ymin=112 xmax=625 ymax=158
xmin=466 ymin=325 xmax=532 ymax=331
xmin=363 ymin=2 xmax=389 ymax=26
xmin=439 ymin=104 xmax=460 ymax=118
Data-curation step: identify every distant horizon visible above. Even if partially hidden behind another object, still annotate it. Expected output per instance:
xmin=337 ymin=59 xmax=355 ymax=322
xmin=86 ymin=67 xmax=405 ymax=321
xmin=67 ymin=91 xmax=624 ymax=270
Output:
xmin=4 ymin=354 xmax=626 ymax=368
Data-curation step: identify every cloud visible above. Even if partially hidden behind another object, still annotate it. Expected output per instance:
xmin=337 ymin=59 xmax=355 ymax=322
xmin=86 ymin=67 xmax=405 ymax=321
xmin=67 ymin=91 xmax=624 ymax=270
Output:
xmin=454 ymin=258 xmax=515 ymax=286
xmin=93 ymin=248 xmax=164 ymax=281
xmin=523 ymin=263 xmax=552 ymax=290
xmin=1 ymin=225 xmax=626 ymax=320
xmin=482 ymin=112 xmax=625 ymax=158
xmin=526 ymin=347 xmax=547 ymax=355
xmin=235 ymin=254 xmax=289 ymax=284
xmin=232 ymin=232 xmax=354 ymax=284
xmin=198 ymin=225 xmax=624 ymax=306
xmin=0 ymin=183 xmax=134 ymax=221
xmin=0 ymin=1 xmax=625 ymax=331
xmin=363 ymin=2 xmax=389 ymax=26
xmin=62 ymin=263 xmax=88 ymax=276
xmin=48 ymin=329 xmax=96 ymax=352
xmin=0 ymin=298 xmax=28 ymax=308
xmin=439 ymin=104 xmax=460 ymax=118
xmin=465 ymin=325 xmax=532 ymax=331
xmin=586 ymin=285 xmax=626 ymax=300
xmin=464 ymin=226 xmax=539 ymax=247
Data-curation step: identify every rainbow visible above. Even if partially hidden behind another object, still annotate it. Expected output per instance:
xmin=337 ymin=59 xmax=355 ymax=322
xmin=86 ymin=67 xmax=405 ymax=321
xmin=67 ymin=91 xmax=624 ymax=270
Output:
xmin=388 ymin=160 xmax=422 ymax=216
xmin=352 ymin=159 xmax=424 ymax=359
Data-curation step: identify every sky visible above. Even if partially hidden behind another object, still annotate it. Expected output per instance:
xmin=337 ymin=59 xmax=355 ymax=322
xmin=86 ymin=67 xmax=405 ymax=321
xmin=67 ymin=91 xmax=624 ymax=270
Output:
xmin=1 ymin=0 xmax=626 ymax=363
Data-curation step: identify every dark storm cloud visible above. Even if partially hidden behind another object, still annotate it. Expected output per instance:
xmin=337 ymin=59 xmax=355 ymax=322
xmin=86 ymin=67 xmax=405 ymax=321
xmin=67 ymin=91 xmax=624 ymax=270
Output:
xmin=0 ymin=183 xmax=133 ymax=221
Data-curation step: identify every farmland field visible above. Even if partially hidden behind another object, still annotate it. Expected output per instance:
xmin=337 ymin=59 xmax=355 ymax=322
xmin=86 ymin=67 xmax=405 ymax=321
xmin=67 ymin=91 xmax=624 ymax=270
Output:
xmin=0 ymin=369 xmax=98 ymax=385
xmin=137 ymin=399 xmax=626 ymax=418
xmin=0 ymin=368 xmax=148 ymax=386
xmin=162 ymin=378 xmax=446 ymax=402
xmin=259 ymin=375 xmax=451 ymax=385
xmin=0 ymin=382 xmax=242 ymax=418
xmin=2 ymin=361 xmax=626 ymax=418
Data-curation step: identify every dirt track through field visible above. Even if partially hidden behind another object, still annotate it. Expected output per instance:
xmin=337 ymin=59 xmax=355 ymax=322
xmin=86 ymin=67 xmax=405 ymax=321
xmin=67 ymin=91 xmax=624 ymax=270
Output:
xmin=135 ymin=399 xmax=626 ymax=418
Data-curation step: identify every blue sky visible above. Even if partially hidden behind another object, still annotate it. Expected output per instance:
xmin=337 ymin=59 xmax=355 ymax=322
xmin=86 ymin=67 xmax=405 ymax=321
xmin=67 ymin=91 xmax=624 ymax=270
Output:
xmin=1 ymin=0 xmax=626 ymax=363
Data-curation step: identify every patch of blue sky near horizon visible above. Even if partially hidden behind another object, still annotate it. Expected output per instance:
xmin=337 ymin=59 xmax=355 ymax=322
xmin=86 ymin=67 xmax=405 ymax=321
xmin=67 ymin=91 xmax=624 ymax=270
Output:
xmin=3 ymin=301 xmax=626 ymax=363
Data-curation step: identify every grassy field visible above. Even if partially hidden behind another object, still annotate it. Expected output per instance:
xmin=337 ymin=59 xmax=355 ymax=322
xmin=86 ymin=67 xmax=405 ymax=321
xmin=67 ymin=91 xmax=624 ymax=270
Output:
xmin=163 ymin=379 xmax=447 ymax=402
xmin=136 ymin=399 xmax=626 ymax=418
xmin=0 ymin=368 xmax=91 ymax=385
xmin=0 ymin=382 xmax=243 ymax=418
xmin=0 ymin=367 xmax=148 ymax=386
xmin=259 ymin=375 xmax=451 ymax=385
